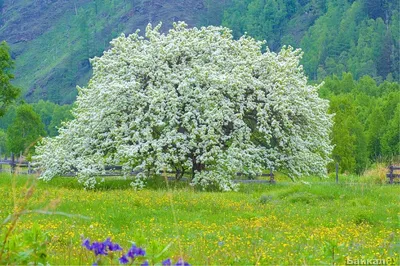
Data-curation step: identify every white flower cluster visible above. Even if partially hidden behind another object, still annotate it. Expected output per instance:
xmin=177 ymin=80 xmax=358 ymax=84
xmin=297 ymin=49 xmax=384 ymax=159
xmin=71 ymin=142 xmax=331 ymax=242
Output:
xmin=34 ymin=22 xmax=333 ymax=191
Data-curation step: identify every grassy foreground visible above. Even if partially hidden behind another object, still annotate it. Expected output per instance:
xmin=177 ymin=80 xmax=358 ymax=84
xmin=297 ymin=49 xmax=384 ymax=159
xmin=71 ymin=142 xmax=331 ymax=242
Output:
xmin=0 ymin=174 xmax=399 ymax=265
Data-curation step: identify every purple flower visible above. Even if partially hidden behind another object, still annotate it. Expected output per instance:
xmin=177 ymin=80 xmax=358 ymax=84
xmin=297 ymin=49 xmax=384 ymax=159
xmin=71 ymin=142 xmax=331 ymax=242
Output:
xmin=127 ymin=244 xmax=146 ymax=258
xmin=110 ymin=243 xmax=123 ymax=251
xmin=82 ymin=237 xmax=124 ymax=258
xmin=92 ymin=242 xmax=108 ymax=256
xmin=119 ymin=255 xmax=129 ymax=264
xmin=127 ymin=249 xmax=135 ymax=258
xmin=83 ymin=238 xmax=92 ymax=250
xmin=162 ymin=258 xmax=172 ymax=266
xmin=118 ymin=244 xmax=147 ymax=264
xmin=136 ymin=247 xmax=146 ymax=256
xmin=104 ymin=238 xmax=123 ymax=251
xmin=103 ymin=238 xmax=112 ymax=246
xmin=174 ymin=258 xmax=190 ymax=266
xmin=141 ymin=260 xmax=149 ymax=266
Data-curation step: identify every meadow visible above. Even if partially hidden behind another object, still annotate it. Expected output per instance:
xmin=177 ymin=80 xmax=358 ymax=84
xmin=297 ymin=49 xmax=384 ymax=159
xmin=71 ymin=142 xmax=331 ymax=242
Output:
xmin=0 ymin=173 xmax=399 ymax=265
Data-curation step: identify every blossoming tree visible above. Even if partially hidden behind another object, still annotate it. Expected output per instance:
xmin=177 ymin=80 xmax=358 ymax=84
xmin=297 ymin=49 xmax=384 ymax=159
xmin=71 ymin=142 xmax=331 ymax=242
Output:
xmin=35 ymin=22 xmax=333 ymax=191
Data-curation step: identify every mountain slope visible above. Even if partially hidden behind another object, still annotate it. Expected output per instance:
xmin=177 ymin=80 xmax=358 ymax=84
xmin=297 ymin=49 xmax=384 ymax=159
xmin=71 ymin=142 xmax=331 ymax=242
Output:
xmin=0 ymin=0 xmax=398 ymax=104
xmin=0 ymin=0 xmax=227 ymax=103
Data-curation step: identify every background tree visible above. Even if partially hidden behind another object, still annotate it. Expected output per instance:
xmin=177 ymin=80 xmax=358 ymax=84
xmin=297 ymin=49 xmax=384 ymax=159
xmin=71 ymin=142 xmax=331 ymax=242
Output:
xmin=47 ymin=104 xmax=73 ymax=137
xmin=329 ymin=95 xmax=368 ymax=173
xmin=0 ymin=41 xmax=19 ymax=117
xmin=7 ymin=104 xmax=46 ymax=158
xmin=32 ymin=100 xmax=56 ymax=135
xmin=0 ymin=105 xmax=16 ymax=130
xmin=363 ymin=0 xmax=385 ymax=20
xmin=381 ymin=104 xmax=400 ymax=160
xmin=32 ymin=100 xmax=73 ymax=136
xmin=0 ymin=129 xmax=7 ymax=157
xmin=320 ymin=73 xmax=399 ymax=173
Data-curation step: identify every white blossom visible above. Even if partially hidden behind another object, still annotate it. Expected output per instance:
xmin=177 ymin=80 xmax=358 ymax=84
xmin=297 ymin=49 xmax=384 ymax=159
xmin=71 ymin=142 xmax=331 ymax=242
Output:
xmin=34 ymin=22 xmax=333 ymax=191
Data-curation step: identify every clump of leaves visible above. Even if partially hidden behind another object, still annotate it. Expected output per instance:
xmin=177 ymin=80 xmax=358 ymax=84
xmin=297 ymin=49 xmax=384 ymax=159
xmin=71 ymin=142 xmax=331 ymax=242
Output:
xmin=0 ymin=224 xmax=49 ymax=265
xmin=259 ymin=194 xmax=273 ymax=204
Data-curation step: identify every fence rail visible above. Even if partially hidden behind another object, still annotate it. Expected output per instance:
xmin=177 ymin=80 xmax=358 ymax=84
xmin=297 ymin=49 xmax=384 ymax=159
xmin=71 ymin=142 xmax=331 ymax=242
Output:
xmin=1 ymin=157 xmax=276 ymax=184
xmin=387 ymin=165 xmax=400 ymax=184
xmin=4 ymin=156 xmax=400 ymax=186
xmin=62 ymin=168 xmax=276 ymax=184
xmin=0 ymin=159 xmax=34 ymax=175
xmin=3 ymin=156 xmax=398 ymax=185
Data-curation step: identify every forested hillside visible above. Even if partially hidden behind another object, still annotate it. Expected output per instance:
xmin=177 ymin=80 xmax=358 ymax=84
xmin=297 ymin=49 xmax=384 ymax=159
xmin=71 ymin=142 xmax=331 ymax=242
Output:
xmin=0 ymin=0 xmax=398 ymax=103
xmin=222 ymin=0 xmax=399 ymax=82
xmin=0 ymin=0 xmax=228 ymax=103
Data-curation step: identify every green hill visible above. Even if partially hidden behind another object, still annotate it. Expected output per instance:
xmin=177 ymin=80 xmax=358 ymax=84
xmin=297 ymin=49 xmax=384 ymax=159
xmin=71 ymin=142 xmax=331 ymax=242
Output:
xmin=0 ymin=0 xmax=398 ymax=104
xmin=0 ymin=0 xmax=228 ymax=103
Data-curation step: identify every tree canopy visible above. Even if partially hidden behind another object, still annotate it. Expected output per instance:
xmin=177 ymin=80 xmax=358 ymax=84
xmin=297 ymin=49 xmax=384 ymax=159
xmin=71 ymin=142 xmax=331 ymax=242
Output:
xmin=7 ymin=104 xmax=45 ymax=157
xmin=35 ymin=22 xmax=333 ymax=190
xmin=320 ymin=73 xmax=399 ymax=174
xmin=0 ymin=41 xmax=19 ymax=117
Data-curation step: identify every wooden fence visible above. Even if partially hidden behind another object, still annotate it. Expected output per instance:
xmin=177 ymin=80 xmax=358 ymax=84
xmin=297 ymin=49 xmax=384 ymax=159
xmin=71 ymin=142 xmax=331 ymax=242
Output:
xmin=4 ymin=155 xmax=399 ymax=185
xmin=3 ymin=154 xmax=399 ymax=185
xmin=387 ymin=165 xmax=400 ymax=184
xmin=67 ymin=167 xmax=276 ymax=184
xmin=0 ymin=159 xmax=34 ymax=175
xmin=1 ymin=156 xmax=275 ymax=184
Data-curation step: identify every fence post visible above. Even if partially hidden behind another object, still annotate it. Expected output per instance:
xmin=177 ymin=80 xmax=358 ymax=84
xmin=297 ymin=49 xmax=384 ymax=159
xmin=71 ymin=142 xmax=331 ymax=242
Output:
xmin=11 ymin=152 xmax=15 ymax=174
xmin=270 ymin=168 xmax=275 ymax=184
xmin=335 ymin=162 xmax=339 ymax=184
xmin=28 ymin=162 xmax=31 ymax=174
xmin=389 ymin=165 xmax=394 ymax=184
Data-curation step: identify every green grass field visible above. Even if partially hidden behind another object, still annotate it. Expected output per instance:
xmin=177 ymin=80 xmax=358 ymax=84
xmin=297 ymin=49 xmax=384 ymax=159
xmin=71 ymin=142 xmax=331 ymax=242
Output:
xmin=0 ymin=173 xmax=399 ymax=265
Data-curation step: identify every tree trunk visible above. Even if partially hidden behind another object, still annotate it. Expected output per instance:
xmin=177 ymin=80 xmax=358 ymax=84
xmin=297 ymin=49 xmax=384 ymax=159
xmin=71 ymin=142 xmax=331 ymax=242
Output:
xmin=191 ymin=155 xmax=205 ymax=180
xmin=174 ymin=167 xmax=185 ymax=180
